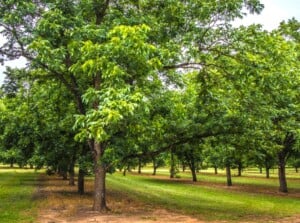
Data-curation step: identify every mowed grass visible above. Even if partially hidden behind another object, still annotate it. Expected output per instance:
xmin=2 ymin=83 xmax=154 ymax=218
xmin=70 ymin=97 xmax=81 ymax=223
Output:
xmin=0 ymin=167 xmax=39 ymax=223
xmin=107 ymin=169 xmax=300 ymax=222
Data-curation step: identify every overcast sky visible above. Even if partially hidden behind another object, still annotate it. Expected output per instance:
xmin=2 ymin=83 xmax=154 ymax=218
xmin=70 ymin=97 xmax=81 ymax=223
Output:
xmin=0 ymin=0 xmax=299 ymax=85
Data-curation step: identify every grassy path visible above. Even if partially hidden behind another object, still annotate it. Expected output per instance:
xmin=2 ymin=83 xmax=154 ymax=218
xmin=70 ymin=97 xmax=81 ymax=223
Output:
xmin=0 ymin=168 xmax=39 ymax=223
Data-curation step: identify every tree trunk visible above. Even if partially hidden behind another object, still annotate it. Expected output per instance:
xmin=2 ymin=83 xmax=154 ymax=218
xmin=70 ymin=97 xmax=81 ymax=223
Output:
xmin=214 ymin=166 xmax=218 ymax=174
xmin=93 ymin=142 xmax=108 ymax=211
xmin=10 ymin=160 xmax=14 ymax=168
xmin=68 ymin=159 xmax=75 ymax=186
xmin=226 ymin=164 xmax=232 ymax=186
xmin=259 ymin=167 xmax=262 ymax=174
xmin=78 ymin=168 xmax=85 ymax=195
xmin=138 ymin=158 xmax=142 ymax=174
xmin=237 ymin=163 xmax=242 ymax=177
xmin=278 ymin=152 xmax=288 ymax=193
xmin=153 ymin=166 xmax=157 ymax=175
xmin=296 ymin=167 xmax=298 ymax=173
xmin=189 ymin=159 xmax=197 ymax=182
xmin=266 ymin=167 xmax=270 ymax=179
xmin=170 ymin=150 xmax=175 ymax=178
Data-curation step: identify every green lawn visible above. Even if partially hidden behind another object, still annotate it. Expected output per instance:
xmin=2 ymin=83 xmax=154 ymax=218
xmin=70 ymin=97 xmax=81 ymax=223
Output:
xmin=0 ymin=167 xmax=39 ymax=223
xmin=107 ymin=170 xmax=300 ymax=222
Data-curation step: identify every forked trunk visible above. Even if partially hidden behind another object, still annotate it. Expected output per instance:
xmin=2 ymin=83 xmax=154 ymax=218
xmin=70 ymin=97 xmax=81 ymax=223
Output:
xmin=226 ymin=164 xmax=232 ymax=186
xmin=93 ymin=142 xmax=108 ymax=211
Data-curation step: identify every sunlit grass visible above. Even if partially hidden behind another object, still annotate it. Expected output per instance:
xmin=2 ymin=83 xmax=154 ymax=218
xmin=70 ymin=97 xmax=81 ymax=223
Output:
xmin=0 ymin=167 xmax=39 ymax=223
xmin=107 ymin=169 xmax=300 ymax=222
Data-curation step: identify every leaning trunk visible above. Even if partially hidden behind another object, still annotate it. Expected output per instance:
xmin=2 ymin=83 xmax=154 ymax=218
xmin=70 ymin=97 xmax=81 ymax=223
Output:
xmin=278 ymin=153 xmax=288 ymax=193
xmin=93 ymin=142 xmax=108 ymax=211
xmin=226 ymin=164 xmax=232 ymax=186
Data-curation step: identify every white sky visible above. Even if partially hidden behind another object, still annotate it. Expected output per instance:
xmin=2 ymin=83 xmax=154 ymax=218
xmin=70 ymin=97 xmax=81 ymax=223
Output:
xmin=0 ymin=0 xmax=299 ymax=85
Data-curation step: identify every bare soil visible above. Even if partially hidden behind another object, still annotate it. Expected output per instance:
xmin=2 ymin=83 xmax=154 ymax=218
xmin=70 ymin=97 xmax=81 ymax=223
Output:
xmin=35 ymin=174 xmax=204 ymax=223
xmin=35 ymin=174 xmax=300 ymax=223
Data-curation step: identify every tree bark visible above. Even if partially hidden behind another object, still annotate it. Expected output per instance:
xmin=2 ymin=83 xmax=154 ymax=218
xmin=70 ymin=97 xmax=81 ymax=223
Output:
xmin=189 ymin=159 xmax=197 ymax=182
xmin=278 ymin=152 xmax=288 ymax=193
xmin=78 ymin=168 xmax=85 ymax=195
xmin=170 ymin=150 xmax=175 ymax=178
xmin=68 ymin=158 xmax=75 ymax=186
xmin=266 ymin=167 xmax=270 ymax=179
xmin=214 ymin=166 xmax=218 ymax=174
xmin=237 ymin=163 xmax=242 ymax=177
xmin=93 ymin=142 xmax=108 ymax=211
xmin=226 ymin=164 xmax=232 ymax=186
xmin=138 ymin=158 xmax=142 ymax=174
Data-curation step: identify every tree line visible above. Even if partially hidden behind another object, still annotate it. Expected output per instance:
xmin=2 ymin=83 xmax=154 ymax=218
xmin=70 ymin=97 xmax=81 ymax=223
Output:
xmin=0 ymin=0 xmax=299 ymax=211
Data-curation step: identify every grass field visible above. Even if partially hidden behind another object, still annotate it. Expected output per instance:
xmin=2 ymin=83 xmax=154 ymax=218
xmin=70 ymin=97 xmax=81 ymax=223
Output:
xmin=0 ymin=167 xmax=39 ymax=223
xmin=0 ymin=166 xmax=299 ymax=222
xmin=107 ymin=168 xmax=300 ymax=222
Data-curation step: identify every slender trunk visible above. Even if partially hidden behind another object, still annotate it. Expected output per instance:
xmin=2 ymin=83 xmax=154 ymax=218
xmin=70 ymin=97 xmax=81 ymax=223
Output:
xmin=191 ymin=167 xmax=197 ymax=182
xmin=138 ymin=159 xmax=142 ymax=174
xmin=296 ymin=167 xmax=298 ymax=173
xmin=226 ymin=164 xmax=232 ymax=186
xmin=78 ymin=168 xmax=85 ymax=195
xmin=189 ymin=160 xmax=197 ymax=182
xmin=10 ymin=160 xmax=14 ymax=168
xmin=170 ymin=150 xmax=175 ymax=178
xmin=152 ymin=158 xmax=157 ymax=175
xmin=259 ymin=167 xmax=262 ymax=174
xmin=237 ymin=163 xmax=242 ymax=177
xmin=266 ymin=167 xmax=270 ymax=179
xmin=93 ymin=142 xmax=108 ymax=211
xmin=68 ymin=159 xmax=75 ymax=186
xmin=123 ymin=167 xmax=127 ymax=176
xmin=182 ymin=163 xmax=186 ymax=172
xmin=214 ymin=166 xmax=218 ymax=174
xmin=30 ymin=164 xmax=33 ymax=169
xmin=153 ymin=166 xmax=157 ymax=175
xmin=278 ymin=153 xmax=288 ymax=193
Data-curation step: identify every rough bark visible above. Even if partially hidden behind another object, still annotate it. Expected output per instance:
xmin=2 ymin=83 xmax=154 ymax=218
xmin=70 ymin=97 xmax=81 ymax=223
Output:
xmin=278 ymin=152 xmax=288 ymax=193
xmin=93 ymin=142 xmax=108 ymax=211
xmin=277 ymin=132 xmax=295 ymax=193
xmin=226 ymin=164 xmax=232 ymax=186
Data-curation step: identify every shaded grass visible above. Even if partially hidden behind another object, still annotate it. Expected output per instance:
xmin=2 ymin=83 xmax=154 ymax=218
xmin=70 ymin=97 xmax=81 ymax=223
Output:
xmin=0 ymin=168 xmax=39 ymax=223
xmin=107 ymin=172 xmax=300 ymax=222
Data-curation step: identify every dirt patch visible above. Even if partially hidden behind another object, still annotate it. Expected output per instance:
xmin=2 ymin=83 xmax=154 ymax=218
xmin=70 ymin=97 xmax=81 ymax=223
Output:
xmin=35 ymin=174 xmax=204 ymax=223
xmin=35 ymin=174 xmax=300 ymax=223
